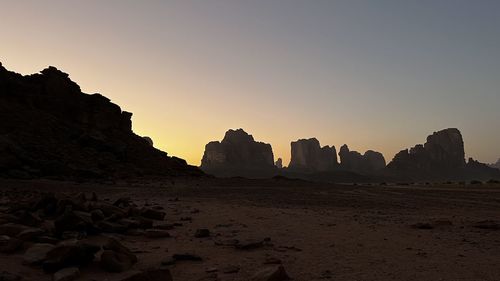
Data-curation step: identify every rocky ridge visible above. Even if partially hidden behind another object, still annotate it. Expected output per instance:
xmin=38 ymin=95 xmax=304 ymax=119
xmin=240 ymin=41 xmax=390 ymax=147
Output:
xmin=0 ymin=63 xmax=201 ymax=180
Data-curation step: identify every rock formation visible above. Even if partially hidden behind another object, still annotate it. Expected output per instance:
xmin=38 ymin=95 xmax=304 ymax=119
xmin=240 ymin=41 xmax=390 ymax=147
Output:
xmin=386 ymin=128 xmax=465 ymax=179
xmin=200 ymin=129 xmax=276 ymax=177
xmin=143 ymin=136 xmax=154 ymax=147
xmin=338 ymin=145 xmax=386 ymax=174
xmin=489 ymin=159 xmax=500 ymax=170
xmin=0 ymin=63 xmax=202 ymax=179
xmin=275 ymin=158 xmax=283 ymax=169
xmin=288 ymin=138 xmax=338 ymax=172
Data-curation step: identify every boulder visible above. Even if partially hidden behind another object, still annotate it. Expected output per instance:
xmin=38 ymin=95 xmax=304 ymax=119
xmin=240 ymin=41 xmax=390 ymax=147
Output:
xmin=23 ymin=243 xmax=55 ymax=265
xmin=42 ymin=240 xmax=100 ymax=273
xmin=0 ymin=235 xmax=23 ymax=253
xmin=288 ymin=138 xmax=338 ymax=172
xmin=53 ymin=267 xmax=80 ymax=281
xmin=200 ymin=129 xmax=276 ymax=178
xmin=100 ymin=238 xmax=137 ymax=273
xmin=251 ymin=265 xmax=290 ymax=281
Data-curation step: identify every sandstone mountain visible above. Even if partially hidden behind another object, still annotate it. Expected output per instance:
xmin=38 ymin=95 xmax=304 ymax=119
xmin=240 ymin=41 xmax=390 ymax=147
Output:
xmin=386 ymin=128 xmax=499 ymax=180
xmin=338 ymin=145 xmax=386 ymax=174
xmin=0 ymin=63 xmax=202 ymax=179
xmin=200 ymin=129 xmax=276 ymax=177
xmin=386 ymin=128 xmax=465 ymax=179
xmin=288 ymin=138 xmax=338 ymax=172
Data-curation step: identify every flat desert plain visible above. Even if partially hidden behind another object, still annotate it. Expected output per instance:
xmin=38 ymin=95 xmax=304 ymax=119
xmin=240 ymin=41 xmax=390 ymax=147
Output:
xmin=1 ymin=178 xmax=500 ymax=281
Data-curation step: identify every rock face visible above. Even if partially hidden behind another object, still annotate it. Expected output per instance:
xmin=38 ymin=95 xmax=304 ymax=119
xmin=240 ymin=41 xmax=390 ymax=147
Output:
xmin=200 ymin=129 xmax=276 ymax=178
xmin=0 ymin=63 xmax=202 ymax=179
xmin=288 ymin=138 xmax=338 ymax=172
xmin=275 ymin=158 xmax=283 ymax=169
xmin=338 ymin=145 xmax=386 ymax=174
xmin=386 ymin=128 xmax=466 ymax=179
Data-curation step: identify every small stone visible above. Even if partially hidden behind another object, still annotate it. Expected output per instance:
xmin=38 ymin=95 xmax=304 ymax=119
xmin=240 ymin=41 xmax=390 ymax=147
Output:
xmin=251 ymin=265 xmax=291 ymax=281
xmin=23 ymin=243 xmax=55 ymax=264
xmin=263 ymin=257 xmax=282 ymax=264
xmin=222 ymin=265 xmax=240 ymax=274
xmin=145 ymin=229 xmax=171 ymax=238
xmin=195 ymin=228 xmax=210 ymax=238
xmin=53 ymin=267 xmax=80 ymax=281
xmin=141 ymin=209 xmax=165 ymax=220
xmin=0 ymin=235 xmax=23 ymax=253
xmin=17 ymin=227 xmax=45 ymax=241
xmin=172 ymin=253 xmax=202 ymax=262
xmin=120 ymin=268 xmax=173 ymax=281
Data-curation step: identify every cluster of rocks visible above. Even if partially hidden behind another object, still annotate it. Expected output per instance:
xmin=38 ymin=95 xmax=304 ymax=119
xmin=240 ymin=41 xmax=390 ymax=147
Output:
xmin=287 ymin=138 xmax=385 ymax=175
xmin=0 ymin=190 xmax=292 ymax=281
xmin=0 ymin=63 xmax=202 ymax=180
xmin=0 ymin=190 xmax=175 ymax=280
xmin=386 ymin=128 xmax=500 ymax=180
xmin=200 ymin=129 xmax=276 ymax=178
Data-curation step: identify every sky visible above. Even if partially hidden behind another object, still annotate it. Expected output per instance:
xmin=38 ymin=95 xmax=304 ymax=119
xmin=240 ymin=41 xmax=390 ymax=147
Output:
xmin=1 ymin=0 xmax=499 ymax=166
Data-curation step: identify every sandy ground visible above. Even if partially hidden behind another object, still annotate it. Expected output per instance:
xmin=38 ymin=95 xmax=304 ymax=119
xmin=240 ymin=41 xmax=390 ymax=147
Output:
xmin=1 ymin=179 xmax=500 ymax=281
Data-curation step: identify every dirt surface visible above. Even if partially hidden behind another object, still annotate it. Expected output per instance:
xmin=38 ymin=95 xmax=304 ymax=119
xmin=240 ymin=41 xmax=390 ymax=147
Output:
xmin=1 ymin=178 xmax=500 ymax=281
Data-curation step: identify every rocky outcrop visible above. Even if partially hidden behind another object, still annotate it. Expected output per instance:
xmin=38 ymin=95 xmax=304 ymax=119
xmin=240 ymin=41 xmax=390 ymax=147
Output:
xmin=386 ymin=128 xmax=466 ymax=179
xmin=142 ymin=137 xmax=153 ymax=147
xmin=466 ymin=158 xmax=500 ymax=180
xmin=338 ymin=145 xmax=386 ymax=174
xmin=0 ymin=63 xmax=202 ymax=179
xmin=275 ymin=158 xmax=283 ymax=169
xmin=288 ymin=138 xmax=338 ymax=172
xmin=200 ymin=129 xmax=276 ymax=178
xmin=489 ymin=159 xmax=500 ymax=170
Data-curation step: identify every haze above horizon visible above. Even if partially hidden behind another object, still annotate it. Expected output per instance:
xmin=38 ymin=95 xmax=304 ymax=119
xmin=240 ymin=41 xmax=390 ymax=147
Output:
xmin=1 ymin=0 xmax=499 ymax=165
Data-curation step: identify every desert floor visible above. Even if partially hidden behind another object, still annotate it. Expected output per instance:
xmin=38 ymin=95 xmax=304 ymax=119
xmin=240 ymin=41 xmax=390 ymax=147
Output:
xmin=1 ymin=178 xmax=500 ymax=281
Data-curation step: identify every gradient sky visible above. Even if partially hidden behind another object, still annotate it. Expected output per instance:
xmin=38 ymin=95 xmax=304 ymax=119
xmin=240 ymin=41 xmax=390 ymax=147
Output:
xmin=1 ymin=0 xmax=499 ymax=166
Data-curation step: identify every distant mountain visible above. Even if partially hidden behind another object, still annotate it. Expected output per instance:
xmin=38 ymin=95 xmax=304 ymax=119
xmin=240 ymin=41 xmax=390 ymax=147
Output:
xmin=0 ymin=63 xmax=202 ymax=180
xmin=489 ymin=159 xmax=500 ymax=170
xmin=386 ymin=128 xmax=500 ymax=181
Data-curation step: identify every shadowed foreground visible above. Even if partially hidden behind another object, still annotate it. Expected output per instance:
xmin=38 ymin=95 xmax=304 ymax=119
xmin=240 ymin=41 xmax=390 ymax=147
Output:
xmin=1 ymin=179 xmax=500 ymax=281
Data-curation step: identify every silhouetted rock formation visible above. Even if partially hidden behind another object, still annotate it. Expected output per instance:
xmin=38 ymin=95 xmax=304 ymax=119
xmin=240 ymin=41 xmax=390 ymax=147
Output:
xmin=466 ymin=158 xmax=500 ymax=180
xmin=200 ymin=129 xmax=276 ymax=178
xmin=489 ymin=159 xmax=500 ymax=170
xmin=338 ymin=145 xmax=386 ymax=174
xmin=275 ymin=158 xmax=283 ymax=169
xmin=0 ymin=63 xmax=202 ymax=179
xmin=288 ymin=138 xmax=338 ymax=172
xmin=143 ymin=137 xmax=153 ymax=147
xmin=386 ymin=128 xmax=465 ymax=179
xmin=386 ymin=128 xmax=499 ymax=180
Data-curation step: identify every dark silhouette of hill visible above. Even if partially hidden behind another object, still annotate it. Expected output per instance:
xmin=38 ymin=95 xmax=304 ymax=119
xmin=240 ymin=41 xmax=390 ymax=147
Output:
xmin=489 ymin=159 xmax=500 ymax=170
xmin=0 ymin=63 xmax=202 ymax=180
